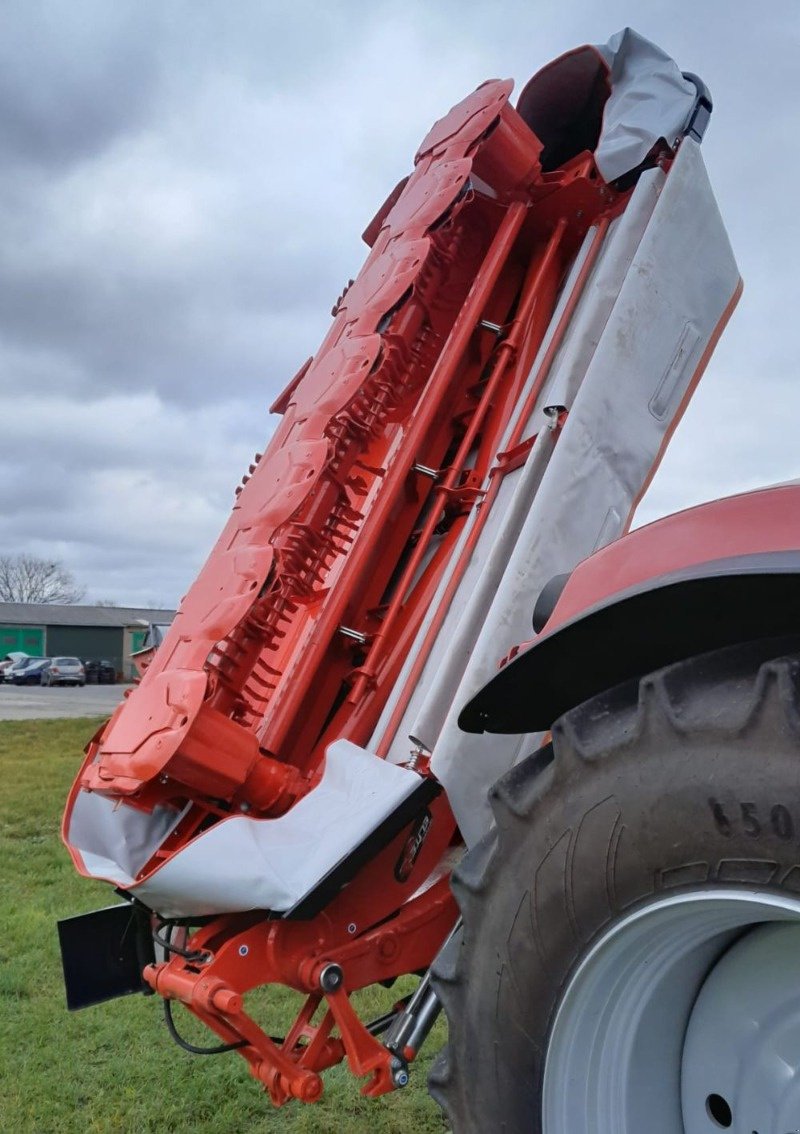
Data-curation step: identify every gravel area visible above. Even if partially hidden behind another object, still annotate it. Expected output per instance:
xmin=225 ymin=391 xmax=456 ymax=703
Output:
xmin=0 ymin=682 xmax=132 ymax=720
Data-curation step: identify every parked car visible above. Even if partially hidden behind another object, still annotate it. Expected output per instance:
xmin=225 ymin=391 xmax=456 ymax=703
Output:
xmin=4 ymin=657 xmax=37 ymax=683
xmin=43 ymin=657 xmax=86 ymax=687
xmin=0 ymin=651 xmax=28 ymax=680
xmin=10 ymin=658 xmax=51 ymax=685
xmin=84 ymin=659 xmax=116 ymax=685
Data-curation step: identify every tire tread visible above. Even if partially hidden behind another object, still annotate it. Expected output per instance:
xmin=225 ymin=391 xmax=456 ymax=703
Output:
xmin=431 ymin=637 xmax=800 ymax=1131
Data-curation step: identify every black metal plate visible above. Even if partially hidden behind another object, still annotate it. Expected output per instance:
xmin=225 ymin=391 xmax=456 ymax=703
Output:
xmin=285 ymin=778 xmax=441 ymax=920
xmin=57 ymin=903 xmax=155 ymax=1011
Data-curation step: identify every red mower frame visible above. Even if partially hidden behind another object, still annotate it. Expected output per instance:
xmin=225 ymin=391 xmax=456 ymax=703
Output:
xmin=62 ymin=45 xmax=721 ymax=1103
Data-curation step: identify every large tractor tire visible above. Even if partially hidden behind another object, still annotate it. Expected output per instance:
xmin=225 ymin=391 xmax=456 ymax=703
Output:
xmin=431 ymin=637 xmax=800 ymax=1133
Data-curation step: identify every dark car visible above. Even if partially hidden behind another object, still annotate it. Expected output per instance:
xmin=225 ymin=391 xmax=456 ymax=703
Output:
xmin=84 ymin=659 xmax=117 ymax=685
xmin=4 ymin=657 xmax=35 ymax=683
xmin=11 ymin=658 xmax=51 ymax=685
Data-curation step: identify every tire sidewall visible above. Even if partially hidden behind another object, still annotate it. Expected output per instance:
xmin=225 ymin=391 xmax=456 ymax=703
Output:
xmin=446 ymin=657 xmax=800 ymax=1132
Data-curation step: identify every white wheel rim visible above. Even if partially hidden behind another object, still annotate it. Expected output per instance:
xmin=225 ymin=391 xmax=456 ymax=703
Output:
xmin=541 ymin=889 xmax=800 ymax=1133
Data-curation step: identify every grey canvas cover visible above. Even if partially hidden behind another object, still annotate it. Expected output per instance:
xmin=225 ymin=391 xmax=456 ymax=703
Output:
xmin=516 ymin=28 xmax=698 ymax=183
xmin=373 ymin=139 xmax=741 ymax=845
xmin=596 ymin=28 xmax=698 ymax=181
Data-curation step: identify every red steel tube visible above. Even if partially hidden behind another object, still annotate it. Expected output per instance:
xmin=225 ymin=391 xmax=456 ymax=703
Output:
xmin=264 ymin=198 xmax=529 ymax=732
xmin=375 ymin=217 xmax=610 ymax=756
xmin=351 ymin=217 xmax=568 ymax=699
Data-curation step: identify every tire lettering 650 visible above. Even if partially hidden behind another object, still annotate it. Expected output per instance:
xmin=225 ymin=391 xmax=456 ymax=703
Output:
xmin=708 ymin=798 xmax=794 ymax=840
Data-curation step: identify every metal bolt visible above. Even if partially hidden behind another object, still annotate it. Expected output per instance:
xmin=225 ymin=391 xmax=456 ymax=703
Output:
xmin=390 ymin=1056 xmax=410 ymax=1088
xmin=544 ymin=404 xmax=566 ymax=430
xmin=319 ymin=963 xmax=344 ymax=994
xmin=338 ymin=626 xmax=367 ymax=644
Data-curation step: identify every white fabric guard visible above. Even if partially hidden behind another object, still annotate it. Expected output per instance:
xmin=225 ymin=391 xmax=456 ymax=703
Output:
xmin=68 ymin=740 xmax=422 ymax=917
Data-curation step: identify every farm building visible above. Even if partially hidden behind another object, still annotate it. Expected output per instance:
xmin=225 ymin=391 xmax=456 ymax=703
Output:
xmin=0 ymin=603 xmax=175 ymax=680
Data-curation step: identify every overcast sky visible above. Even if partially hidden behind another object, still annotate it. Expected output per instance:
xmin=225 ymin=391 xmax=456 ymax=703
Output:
xmin=1 ymin=1 xmax=798 ymax=608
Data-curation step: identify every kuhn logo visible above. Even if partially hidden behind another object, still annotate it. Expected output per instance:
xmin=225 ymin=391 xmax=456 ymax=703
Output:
xmin=394 ymin=810 xmax=432 ymax=883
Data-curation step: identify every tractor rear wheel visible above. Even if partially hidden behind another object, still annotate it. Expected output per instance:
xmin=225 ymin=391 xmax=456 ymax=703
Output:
xmin=431 ymin=636 xmax=800 ymax=1133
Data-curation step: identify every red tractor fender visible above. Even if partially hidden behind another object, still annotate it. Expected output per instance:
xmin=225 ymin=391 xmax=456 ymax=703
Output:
xmin=459 ymin=482 xmax=800 ymax=734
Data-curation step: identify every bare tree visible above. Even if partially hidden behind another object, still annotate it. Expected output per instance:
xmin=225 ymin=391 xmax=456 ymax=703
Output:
xmin=0 ymin=555 xmax=85 ymax=604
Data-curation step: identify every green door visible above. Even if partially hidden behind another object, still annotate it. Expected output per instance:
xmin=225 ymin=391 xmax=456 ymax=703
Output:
xmin=0 ymin=625 xmax=45 ymax=657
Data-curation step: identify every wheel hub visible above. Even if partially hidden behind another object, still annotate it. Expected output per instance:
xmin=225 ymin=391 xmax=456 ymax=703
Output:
xmin=682 ymin=922 xmax=800 ymax=1132
xmin=541 ymin=890 xmax=800 ymax=1133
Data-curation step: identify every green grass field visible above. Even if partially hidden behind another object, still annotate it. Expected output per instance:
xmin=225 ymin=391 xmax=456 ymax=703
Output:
xmin=0 ymin=718 xmax=449 ymax=1133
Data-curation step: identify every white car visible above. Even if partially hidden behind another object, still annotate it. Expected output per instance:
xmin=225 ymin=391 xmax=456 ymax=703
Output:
xmin=43 ymin=657 xmax=85 ymax=687
xmin=0 ymin=652 xmax=28 ymax=681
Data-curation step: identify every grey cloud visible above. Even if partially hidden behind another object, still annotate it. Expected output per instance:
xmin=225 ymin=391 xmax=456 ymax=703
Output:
xmin=0 ymin=3 xmax=161 ymax=172
xmin=0 ymin=0 xmax=375 ymax=176
xmin=1 ymin=389 xmax=257 ymax=605
xmin=1 ymin=0 xmax=799 ymax=608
